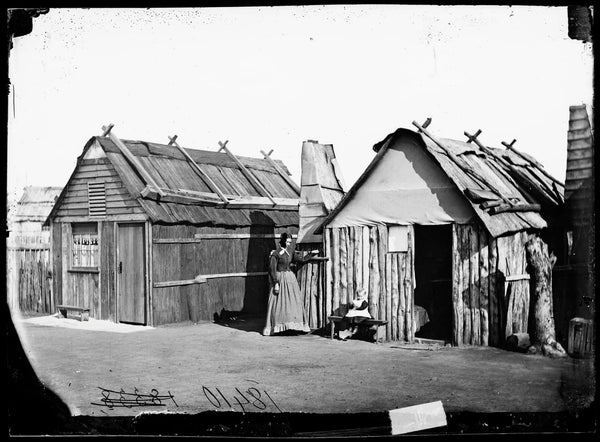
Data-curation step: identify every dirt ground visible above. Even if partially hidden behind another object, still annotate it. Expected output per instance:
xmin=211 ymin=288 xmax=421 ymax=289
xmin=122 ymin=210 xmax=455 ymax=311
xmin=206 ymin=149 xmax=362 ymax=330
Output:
xmin=12 ymin=310 xmax=595 ymax=422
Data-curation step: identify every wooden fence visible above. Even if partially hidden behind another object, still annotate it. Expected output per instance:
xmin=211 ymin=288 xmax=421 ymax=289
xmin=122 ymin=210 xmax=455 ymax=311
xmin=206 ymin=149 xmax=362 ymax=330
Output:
xmin=6 ymin=232 xmax=53 ymax=314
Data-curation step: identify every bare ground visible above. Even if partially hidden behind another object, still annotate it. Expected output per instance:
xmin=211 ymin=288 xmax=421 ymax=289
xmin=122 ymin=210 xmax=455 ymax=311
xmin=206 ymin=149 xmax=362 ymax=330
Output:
xmin=12 ymin=312 xmax=595 ymax=425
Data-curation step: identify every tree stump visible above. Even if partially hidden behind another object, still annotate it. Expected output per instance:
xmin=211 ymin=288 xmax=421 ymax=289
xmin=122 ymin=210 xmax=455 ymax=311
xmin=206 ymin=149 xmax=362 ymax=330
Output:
xmin=525 ymin=235 xmax=566 ymax=358
xmin=506 ymin=332 xmax=530 ymax=353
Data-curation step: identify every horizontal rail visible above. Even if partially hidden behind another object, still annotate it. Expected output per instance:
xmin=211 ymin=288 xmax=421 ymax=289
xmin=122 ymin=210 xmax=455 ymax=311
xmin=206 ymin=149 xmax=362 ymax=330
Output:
xmin=505 ymin=274 xmax=530 ymax=282
xmin=153 ymin=233 xmax=298 ymax=244
xmin=153 ymin=271 xmax=269 ymax=288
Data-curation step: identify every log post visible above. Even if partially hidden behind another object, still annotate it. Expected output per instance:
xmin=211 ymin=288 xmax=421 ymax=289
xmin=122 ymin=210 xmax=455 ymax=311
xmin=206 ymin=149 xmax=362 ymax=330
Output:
xmin=385 ymin=252 xmax=393 ymax=341
xmin=452 ymin=224 xmax=463 ymax=346
xmin=479 ymin=228 xmax=489 ymax=346
xmin=392 ymin=253 xmax=412 ymax=341
xmin=354 ymin=226 xmax=363 ymax=295
xmin=461 ymin=225 xmax=471 ymax=345
xmin=339 ymin=227 xmax=348 ymax=310
xmin=525 ymin=234 xmax=566 ymax=357
xmin=347 ymin=227 xmax=355 ymax=300
xmin=369 ymin=227 xmax=380 ymax=319
xmin=377 ymin=225 xmax=388 ymax=327
xmin=332 ymin=228 xmax=340 ymax=315
xmin=324 ymin=228 xmax=333 ymax=322
xmin=488 ymin=237 xmax=499 ymax=347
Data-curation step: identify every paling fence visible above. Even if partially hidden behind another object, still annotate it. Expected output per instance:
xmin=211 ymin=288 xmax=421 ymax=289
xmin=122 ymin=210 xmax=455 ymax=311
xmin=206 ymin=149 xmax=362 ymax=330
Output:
xmin=6 ymin=232 xmax=53 ymax=315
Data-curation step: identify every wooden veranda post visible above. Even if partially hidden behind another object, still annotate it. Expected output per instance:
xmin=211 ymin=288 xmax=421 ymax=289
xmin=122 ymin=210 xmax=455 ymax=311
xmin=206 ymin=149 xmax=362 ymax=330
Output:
xmin=525 ymin=234 xmax=566 ymax=357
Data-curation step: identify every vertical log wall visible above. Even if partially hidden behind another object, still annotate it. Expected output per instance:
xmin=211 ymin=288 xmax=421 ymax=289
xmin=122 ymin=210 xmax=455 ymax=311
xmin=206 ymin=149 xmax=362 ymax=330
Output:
xmin=296 ymin=243 xmax=325 ymax=330
xmin=324 ymin=225 xmax=415 ymax=342
xmin=452 ymin=224 xmax=530 ymax=347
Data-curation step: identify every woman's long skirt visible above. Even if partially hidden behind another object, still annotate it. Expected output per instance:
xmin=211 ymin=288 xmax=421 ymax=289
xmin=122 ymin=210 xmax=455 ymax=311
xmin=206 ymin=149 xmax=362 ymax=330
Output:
xmin=262 ymin=270 xmax=310 ymax=335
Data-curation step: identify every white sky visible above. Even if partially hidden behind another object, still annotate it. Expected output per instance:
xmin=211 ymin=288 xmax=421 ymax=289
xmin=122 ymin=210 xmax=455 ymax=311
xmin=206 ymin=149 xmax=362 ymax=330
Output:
xmin=6 ymin=6 xmax=594 ymax=197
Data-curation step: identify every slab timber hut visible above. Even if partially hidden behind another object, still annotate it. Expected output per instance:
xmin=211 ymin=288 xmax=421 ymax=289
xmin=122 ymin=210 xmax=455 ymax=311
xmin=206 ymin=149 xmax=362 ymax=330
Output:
xmin=317 ymin=123 xmax=564 ymax=346
xmin=45 ymin=126 xmax=300 ymax=326
xmin=553 ymin=104 xmax=595 ymax=342
xmin=295 ymin=140 xmax=346 ymax=330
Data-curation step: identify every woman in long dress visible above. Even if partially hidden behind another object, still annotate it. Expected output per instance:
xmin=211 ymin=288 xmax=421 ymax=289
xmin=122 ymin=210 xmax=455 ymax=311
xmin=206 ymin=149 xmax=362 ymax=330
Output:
xmin=262 ymin=232 xmax=315 ymax=336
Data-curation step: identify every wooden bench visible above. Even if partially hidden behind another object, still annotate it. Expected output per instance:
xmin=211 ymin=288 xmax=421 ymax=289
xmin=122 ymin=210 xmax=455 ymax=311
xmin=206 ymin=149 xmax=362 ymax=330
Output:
xmin=57 ymin=305 xmax=90 ymax=322
xmin=328 ymin=315 xmax=388 ymax=343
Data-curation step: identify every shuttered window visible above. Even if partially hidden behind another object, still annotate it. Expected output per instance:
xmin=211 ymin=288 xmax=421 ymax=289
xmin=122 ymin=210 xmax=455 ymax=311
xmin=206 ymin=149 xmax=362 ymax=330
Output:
xmin=88 ymin=182 xmax=106 ymax=218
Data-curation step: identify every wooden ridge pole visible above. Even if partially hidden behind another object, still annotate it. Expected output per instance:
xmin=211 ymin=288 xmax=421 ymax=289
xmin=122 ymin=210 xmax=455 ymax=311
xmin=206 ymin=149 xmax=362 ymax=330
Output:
xmin=502 ymin=139 xmax=563 ymax=186
xmin=101 ymin=124 xmax=165 ymax=197
xmin=218 ymin=140 xmax=277 ymax=205
xmin=464 ymin=129 xmax=524 ymax=202
xmin=412 ymin=120 xmax=512 ymax=206
xmin=466 ymin=130 xmax=558 ymax=206
xmin=260 ymin=149 xmax=301 ymax=195
xmin=501 ymin=138 xmax=564 ymax=201
xmin=168 ymin=135 xmax=229 ymax=203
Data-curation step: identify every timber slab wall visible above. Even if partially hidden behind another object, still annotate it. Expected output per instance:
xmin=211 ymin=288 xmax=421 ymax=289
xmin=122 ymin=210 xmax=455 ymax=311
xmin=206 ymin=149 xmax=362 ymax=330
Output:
xmin=324 ymin=223 xmax=532 ymax=346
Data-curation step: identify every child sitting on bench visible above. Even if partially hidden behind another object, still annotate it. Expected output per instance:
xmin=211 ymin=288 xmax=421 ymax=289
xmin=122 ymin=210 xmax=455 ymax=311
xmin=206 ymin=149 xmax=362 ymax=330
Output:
xmin=338 ymin=289 xmax=372 ymax=340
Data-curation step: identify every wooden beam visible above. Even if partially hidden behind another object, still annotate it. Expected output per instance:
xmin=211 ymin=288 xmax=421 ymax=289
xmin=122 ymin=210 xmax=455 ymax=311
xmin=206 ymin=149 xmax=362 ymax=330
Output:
xmin=218 ymin=140 xmax=278 ymax=205
xmin=169 ymin=137 xmax=229 ymax=203
xmin=502 ymin=140 xmax=563 ymax=185
xmin=153 ymin=233 xmax=298 ymax=243
xmin=416 ymin=117 xmax=432 ymax=132
xmin=464 ymin=129 xmax=526 ymax=206
xmin=140 ymin=186 xmax=221 ymax=205
xmin=101 ymin=125 xmax=165 ymax=197
xmin=194 ymin=233 xmax=297 ymax=239
xmin=505 ymin=274 xmax=530 ymax=282
xmin=153 ymin=271 xmax=269 ymax=288
xmin=465 ymin=129 xmax=482 ymax=144
xmin=413 ymin=121 xmax=512 ymax=206
xmin=260 ymin=149 xmax=301 ymax=195
xmin=501 ymin=139 xmax=517 ymax=149
xmin=488 ymin=203 xmax=541 ymax=215
xmin=225 ymin=196 xmax=298 ymax=210
xmin=101 ymin=123 xmax=114 ymax=137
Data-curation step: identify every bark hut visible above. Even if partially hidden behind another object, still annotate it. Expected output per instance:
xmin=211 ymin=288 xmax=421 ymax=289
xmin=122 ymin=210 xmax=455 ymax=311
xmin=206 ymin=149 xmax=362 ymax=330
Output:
xmin=525 ymin=234 xmax=566 ymax=357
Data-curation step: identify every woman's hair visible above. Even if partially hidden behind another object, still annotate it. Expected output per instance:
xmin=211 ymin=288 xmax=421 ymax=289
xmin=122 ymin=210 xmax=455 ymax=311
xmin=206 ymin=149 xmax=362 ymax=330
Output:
xmin=279 ymin=232 xmax=291 ymax=247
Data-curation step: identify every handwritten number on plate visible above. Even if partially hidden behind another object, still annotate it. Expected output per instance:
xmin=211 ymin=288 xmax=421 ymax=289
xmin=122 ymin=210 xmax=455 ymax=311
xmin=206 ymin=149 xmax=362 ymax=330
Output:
xmin=216 ymin=387 xmax=232 ymax=408
xmin=246 ymin=387 xmax=267 ymax=410
xmin=150 ymin=389 xmax=162 ymax=406
xmin=202 ymin=386 xmax=221 ymax=408
xmin=101 ymin=389 xmax=114 ymax=409
xmin=233 ymin=388 xmax=251 ymax=413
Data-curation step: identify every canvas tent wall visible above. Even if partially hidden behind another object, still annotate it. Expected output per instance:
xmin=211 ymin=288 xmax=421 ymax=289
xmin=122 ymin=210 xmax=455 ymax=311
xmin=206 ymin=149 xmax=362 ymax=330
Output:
xmin=318 ymin=127 xmax=563 ymax=346
xmin=46 ymin=129 xmax=299 ymax=326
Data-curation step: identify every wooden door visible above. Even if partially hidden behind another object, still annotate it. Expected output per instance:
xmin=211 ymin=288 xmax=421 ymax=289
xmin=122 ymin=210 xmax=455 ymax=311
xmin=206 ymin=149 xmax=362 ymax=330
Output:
xmin=117 ymin=223 xmax=146 ymax=324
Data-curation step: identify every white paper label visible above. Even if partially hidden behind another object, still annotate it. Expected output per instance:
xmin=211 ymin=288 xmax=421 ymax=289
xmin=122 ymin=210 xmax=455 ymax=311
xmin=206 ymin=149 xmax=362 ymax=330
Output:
xmin=388 ymin=400 xmax=447 ymax=435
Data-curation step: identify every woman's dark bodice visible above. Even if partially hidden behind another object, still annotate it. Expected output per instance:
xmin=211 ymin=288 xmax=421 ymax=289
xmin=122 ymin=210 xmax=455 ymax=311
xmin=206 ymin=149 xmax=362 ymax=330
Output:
xmin=268 ymin=246 xmax=310 ymax=283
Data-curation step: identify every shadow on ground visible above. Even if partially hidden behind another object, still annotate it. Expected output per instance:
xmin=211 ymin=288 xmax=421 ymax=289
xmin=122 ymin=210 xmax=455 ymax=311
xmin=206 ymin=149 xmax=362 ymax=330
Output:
xmin=213 ymin=309 xmax=328 ymax=337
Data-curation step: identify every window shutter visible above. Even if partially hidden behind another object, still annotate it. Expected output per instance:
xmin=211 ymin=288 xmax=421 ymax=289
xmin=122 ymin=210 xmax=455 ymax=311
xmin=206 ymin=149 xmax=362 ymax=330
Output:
xmin=88 ymin=182 xmax=106 ymax=218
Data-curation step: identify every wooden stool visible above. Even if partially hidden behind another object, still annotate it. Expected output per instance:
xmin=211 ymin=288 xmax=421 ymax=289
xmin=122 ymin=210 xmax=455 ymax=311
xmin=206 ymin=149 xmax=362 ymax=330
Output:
xmin=57 ymin=305 xmax=90 ymax=321
xmin=328 ymin=315 xmax=388 ymax=343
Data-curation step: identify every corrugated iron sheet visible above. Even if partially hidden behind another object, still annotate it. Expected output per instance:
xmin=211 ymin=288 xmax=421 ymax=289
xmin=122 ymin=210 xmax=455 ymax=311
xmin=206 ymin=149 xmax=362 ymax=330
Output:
xmin=98 ymin=137 xmax=298 ymax=227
